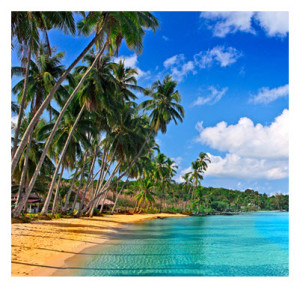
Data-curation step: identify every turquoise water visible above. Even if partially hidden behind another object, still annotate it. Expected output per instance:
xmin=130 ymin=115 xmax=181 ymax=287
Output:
xmin=77 ymin=212 xmax=289 ymax=276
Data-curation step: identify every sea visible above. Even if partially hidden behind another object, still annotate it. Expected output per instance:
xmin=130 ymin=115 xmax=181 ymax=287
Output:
xmin=76 ymin=212 xmax=289 ymax=276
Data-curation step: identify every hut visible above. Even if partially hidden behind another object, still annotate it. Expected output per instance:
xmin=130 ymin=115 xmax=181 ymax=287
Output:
xmin=11 ymin=192 xmax=43 ymax=213
xmin=97 ymin=198 xmax=114 ymax=212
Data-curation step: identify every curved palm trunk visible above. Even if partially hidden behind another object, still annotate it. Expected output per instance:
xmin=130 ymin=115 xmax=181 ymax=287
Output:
xmin=86 ymin=146 xmax=117 ymax=216
xmin=81 ymin=163 xmax=121 ymax=215
xmin=12 ymin=46 xmax=107 ymax=219
xmin=41 ymin=104 xmax=85 ymax=215
xmin=13 ymin=134 xmax=33 ymax=216
xmin=11 ymin=18 xmax=108 ymax=174
xmin=51 ymin=164 xmax=65 ymax=215
xmin=62 ymin=166 xmax=79 ymax=213
xmin=11 ymin=44 xmax=31 ymax=159
xmin=111 ymin=177 xmax=129 ymax=215
xmin=71 ymin=152 xmax=88 ymax=213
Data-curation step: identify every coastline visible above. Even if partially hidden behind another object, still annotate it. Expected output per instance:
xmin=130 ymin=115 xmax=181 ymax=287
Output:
xmin=11 ymin=213 xmax=187 ymax=276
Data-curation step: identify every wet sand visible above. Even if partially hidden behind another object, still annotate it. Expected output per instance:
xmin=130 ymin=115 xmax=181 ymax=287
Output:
xmin=11 ymin=213 xmax=187 ymax=276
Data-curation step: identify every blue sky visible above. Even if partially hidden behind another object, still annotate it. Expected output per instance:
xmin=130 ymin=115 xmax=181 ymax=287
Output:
xmin=11 ymin=12 xmax=289 ymax=195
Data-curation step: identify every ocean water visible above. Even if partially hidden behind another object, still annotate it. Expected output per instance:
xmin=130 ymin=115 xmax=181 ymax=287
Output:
xmin=77 ymin=212 xmax=289 ymax=276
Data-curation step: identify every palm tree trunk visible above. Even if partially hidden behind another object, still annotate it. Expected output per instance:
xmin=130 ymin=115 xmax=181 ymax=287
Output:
xmin=81 ymin=163 xmax=121 ymax=215
xmin=11 ymin=44 xmax=31 ymax=159
xmin=75 ymin=146 xmax=98 ymax=217
xmin=11 ymin=17 xmax=108 ymax=173
xmin=51 ymin=164 xmax=65 ymax=215
xmin=71 ymin=152 xmax=88 ymax=213
xmin=98 ymin=162 xmax=119 ymax=215
xmin=62 ymin=166 xmax=79 ymax=213
xmin=13 ymin=134 xmax=33 ymax=216
xmin=159 ymin=181 xmax=164 ymax=213
xmin=184 ymin=186 xmax=192 ymax=212
xmin=13 ymin=40 xmax=107 ymax=217
xmin=86 ymin=146 xmax=117 ymax=216
xmin=41 ymin=104 xmax=85 ymax=215
xmin=111 ymin=177 xmax=129 ymax=215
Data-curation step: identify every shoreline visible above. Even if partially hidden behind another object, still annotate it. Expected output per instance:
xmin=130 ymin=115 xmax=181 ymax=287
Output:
xmin=11 ymin=213 xmax=187 ymax=276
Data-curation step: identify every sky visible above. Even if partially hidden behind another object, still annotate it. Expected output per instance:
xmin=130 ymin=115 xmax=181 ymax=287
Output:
xmin=11 ymin=12 xmax=289 ymax=195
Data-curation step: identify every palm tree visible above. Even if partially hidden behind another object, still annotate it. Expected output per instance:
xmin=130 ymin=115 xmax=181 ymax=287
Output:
xmin=182 ymin=172 xmax=192 ymax=211
xmin=153 ymin=153 xmax=168 ymax=212
xmin=12 ymin=117 xmax=54 ymax=209
xmin=134 ymin=179 xmax=155 ymax=212
xmin=11 ymin=47 xmax=75 ymax=217
xmin=12 ymin=12 xmax=159 ymax=176
xmin=12 ymin=12 xmax=159 ymax=218
xmin=11 ymin=12 xmax=75 ymax=159
xmin=140 ymin=74 xmax=185 ymax=133
xmin=38 ymin=99 xmax=92 ymax=215
xmin=113 ymin=74 xmax=185 ymax=186
xmin=12 ymin=45 xmax=72 ymax=120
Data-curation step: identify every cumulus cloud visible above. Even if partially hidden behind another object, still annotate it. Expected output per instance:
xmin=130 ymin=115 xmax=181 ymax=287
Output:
xmin=249 ymin=84 xmax=289 ymax=104
xmin=204 ymin=153 xmax=288 ymax=180
xmin=193 ymin=86 xmax=228 ymax=106
xmin=254 ymin=12 xmax=289 ymax=37
xmin=200 ymin=11 xmax=289 ymax=38
xmin=114 ymin=54 xmax=150 ymax=79
xmin=194 ymin=46 xmax=242 ymax=68
xmin=197 ymin=109 xmax=288 ymax=159
xmin=183 ymin=109 xmax=289 ymax=181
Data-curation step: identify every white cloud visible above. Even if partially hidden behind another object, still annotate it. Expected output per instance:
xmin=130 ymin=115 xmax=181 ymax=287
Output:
xmin=195 ymin=121 xmax=204 ymax=132
xmin=200 ymin=12 xmax=254 ymax=37
xmin=197 ymin=109 xmax=288 ymax=159
xmin=163 ymin=54 xmax=196 ymax=82
xmin=191 ymin=109 xmax=289 ymax=180
xmin=114 ymin=54 xmax=150 ymax=79
xmin=162 ymin=35 xmax=169 ymax=41
xmin=200 ymin=11 xmax=289 ymax=38
xmin=163 ymin=54 xmax=185 ymax=68
xmin=250 ymin=84 xmax=289 ymax=104
xmin=194 ymin=46 xmax=242 ymax=68
xmin=254 ymin=12 xmax=289 ymax=37
xmin=163 ymin=46 xmax=240 ymax=82
xmin=193 ymin=86 xmax=228 ymax=106
xmin=204 ymin=153 xmax=288 ymax=180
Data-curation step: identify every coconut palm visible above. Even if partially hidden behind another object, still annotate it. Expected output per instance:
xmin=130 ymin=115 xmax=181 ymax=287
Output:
xmin=12 ymin=12 xmax=159 ymax=176
xmin=38 ymin=99 xmax=92 ymax=215
xmin=11 ymin=12 xmax=75 ymax=159
xmin=182 ymin=172 xmax=192 ymax=211
xmin=140 ymin=74 xmax=185 ymax=134
xmin=134 ymin=179 xmax=155 ymax=212
xmin=11 ymin=13 xmax=159 ymax=218
xmin=12 ymin=117 xmax=54 ymax=208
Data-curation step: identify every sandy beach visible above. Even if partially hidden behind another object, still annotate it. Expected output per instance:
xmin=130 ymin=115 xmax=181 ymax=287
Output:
xmin=11 ymin=213 xmax=187 ymax=276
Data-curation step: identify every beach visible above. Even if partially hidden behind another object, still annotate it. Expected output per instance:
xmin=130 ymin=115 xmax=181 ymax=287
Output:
xmin=11 ymin=213 xmax=187 ymax=276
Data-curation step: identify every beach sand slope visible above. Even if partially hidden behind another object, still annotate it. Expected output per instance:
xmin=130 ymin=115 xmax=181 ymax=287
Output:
xmin=11 ymin=213 xmax=187 ymax=276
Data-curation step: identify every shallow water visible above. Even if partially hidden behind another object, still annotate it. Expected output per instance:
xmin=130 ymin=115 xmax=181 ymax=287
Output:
xmin=77 ymin=212 xmax=289 ymax=276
